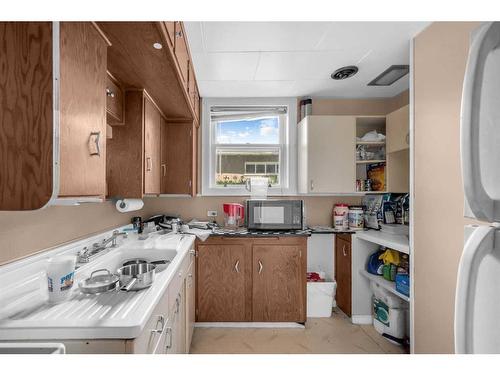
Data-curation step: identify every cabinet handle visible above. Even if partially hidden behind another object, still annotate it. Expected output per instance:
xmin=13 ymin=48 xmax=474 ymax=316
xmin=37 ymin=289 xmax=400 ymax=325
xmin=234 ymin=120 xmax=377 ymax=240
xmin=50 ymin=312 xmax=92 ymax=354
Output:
xmin=175 ymin=293 xmax=181 ymax=314
xmin=146 ymin=157 xmax=152 ymax=171
xmin=258 ymin=260 xmax=263 ymax=274
xmin=151 ymin=315 xmax=165 ymax=334
xmin=161 ymin=164 xmax=167 ymax=176
xmin=175 ymin=30 xmax=183 ymax=38
xmin=310 ymin=179 xmax=314 ymax=191
xmin=88 ymin=131 xmax=101 ymax=156
xmin=165 ymin=327 xmax=173 ymax=350
xmin=106 ymin=88 xmax=115 ymax=98
xmin=405 ymin=132 xmax=410 ymax=145
xmin=234 ymin=260 xmax=240 ymax=273
xmin=342 ymin=245 xmax=348 ymax=257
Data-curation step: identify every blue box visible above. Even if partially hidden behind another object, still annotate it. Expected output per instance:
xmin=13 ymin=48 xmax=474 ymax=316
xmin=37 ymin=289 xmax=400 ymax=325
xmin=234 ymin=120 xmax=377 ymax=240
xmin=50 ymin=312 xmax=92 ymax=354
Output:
xmin=395 ymin=274 xmax=410 ymax=296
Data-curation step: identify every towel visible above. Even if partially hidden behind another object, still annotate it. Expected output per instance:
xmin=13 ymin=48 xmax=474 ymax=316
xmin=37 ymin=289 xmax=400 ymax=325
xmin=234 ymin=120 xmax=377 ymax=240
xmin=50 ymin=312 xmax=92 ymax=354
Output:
xmin=183 ymin=228 xmax=212 ymax=241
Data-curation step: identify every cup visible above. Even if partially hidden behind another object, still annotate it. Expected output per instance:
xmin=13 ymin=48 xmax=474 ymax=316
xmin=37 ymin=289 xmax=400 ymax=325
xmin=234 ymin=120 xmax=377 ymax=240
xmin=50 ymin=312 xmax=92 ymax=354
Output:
xmin=47 ymin=255 xmax=76 ymax=304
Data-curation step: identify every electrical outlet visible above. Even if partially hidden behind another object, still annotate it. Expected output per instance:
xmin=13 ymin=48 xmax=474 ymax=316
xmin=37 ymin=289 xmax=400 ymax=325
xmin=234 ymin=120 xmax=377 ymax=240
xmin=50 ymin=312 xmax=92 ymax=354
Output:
xmin=207 ymin=210 xmax=218 ymax=217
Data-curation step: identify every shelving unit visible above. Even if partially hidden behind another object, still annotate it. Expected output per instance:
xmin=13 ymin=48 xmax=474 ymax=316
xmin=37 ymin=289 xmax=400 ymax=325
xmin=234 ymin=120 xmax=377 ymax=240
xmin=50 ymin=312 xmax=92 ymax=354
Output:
xmin=356 ymin=230 xmax=409 ymax=254
xmin=359 ymin=269 xmax=410 ymax=302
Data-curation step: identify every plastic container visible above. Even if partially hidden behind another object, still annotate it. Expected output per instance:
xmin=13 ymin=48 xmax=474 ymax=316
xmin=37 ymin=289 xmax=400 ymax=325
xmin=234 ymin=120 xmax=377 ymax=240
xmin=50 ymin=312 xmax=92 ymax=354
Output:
xmin=333 ymin=204 xmax=349 ymax=230
xmin=348 ymin=206 xmax=364 ymax=230
xmin=307 ymin=281 xmax=337 ymax=317
xmin=395 ymin=274 xmax=410 ymax=296
xmin=46 ymin=255 xmax=76 ymax=304
xmin=370 ymin=280 xmax=408 ymax=340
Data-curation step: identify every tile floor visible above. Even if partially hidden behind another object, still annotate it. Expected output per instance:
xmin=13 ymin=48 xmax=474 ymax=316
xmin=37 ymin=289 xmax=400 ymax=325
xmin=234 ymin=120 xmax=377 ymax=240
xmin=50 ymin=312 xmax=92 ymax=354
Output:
xmin=190 ymin=309 xmax=408 ymax=354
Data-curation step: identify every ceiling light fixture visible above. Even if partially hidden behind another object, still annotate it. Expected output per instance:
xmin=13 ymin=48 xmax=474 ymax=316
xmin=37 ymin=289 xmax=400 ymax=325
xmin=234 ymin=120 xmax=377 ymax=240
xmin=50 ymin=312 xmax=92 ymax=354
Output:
xmin=153 ymin=42 xmax=163 ymax=50
xmin=368 ymin=65 xmax=409 ymax=86
xmin=331 ymin=66 xmax=359 ymax=80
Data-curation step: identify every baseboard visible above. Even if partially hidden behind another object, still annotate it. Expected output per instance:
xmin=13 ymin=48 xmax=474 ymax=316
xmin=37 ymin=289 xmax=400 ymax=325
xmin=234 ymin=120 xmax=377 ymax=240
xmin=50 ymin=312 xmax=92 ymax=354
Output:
xmin=194 ymin=322 xmax=305 ymax=329
xmin=351 ymin=315 xmax=373 ymax=325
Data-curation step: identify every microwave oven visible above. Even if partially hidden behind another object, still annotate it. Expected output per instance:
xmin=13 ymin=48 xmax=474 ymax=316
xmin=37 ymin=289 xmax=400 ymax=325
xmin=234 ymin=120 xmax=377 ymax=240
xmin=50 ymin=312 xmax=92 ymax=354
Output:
xmin=246 ymin=199 xmax=304 ymax=230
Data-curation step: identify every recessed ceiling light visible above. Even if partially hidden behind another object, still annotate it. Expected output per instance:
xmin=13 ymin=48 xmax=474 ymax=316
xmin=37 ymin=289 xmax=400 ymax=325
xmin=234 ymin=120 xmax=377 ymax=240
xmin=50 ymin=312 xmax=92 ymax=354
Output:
xmin=331 ymin=66 xmax=358 ymax=80
xmin=153 ymin=42 xmax=163 ymax=50
xmin=368 ymin=65 xmax=409 ymax=86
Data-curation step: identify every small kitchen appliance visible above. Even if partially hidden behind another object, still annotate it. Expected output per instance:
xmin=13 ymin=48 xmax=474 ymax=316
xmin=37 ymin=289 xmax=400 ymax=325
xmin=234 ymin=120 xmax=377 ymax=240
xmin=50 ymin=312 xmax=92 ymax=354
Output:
xmin=246 ymin=199 xmax=304 ymax=230
xmin=223 ymin=203 xmax=245 ymax=228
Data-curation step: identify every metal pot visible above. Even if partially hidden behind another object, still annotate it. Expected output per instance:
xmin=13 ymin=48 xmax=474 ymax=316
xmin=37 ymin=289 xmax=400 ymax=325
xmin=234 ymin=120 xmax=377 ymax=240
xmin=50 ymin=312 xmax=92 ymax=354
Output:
xmin=117 ymin=263 xmax=156 ymax=292
xmin=79 ymin=269 xmax=120 ymax=294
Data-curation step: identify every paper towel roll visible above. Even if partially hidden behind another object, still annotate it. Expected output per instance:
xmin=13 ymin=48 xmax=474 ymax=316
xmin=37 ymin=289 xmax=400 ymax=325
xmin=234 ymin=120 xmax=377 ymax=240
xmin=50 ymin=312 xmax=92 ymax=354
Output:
xmin=116 ymin=199 xmax=144 ymax=213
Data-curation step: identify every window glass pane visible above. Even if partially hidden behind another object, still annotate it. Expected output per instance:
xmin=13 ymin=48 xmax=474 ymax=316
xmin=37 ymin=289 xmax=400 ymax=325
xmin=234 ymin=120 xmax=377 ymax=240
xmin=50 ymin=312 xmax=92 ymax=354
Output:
xmin=266 ymin=164 xmax=276 ymax=174
xmin=215 ymin=116 xmax=280 ymax=144
xmin=215 ymin=149 xmax=280 ymax=186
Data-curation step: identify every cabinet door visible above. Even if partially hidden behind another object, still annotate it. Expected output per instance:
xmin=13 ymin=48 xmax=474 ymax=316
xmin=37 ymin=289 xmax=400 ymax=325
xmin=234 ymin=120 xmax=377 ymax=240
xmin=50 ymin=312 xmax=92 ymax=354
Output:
xmin=0 ymin=22 xmax=53 ymax=210
xmin=163 ymin=122 xmax=193 ymax=195
xmin=306 ymin=116 xmax=356 ymax=193
xmin=252 ymin=244 xmax=306 ymax=322
xmin=143 ymin=97 xmax=161 ymax=194
xmin=185 ymin=259 xmax=196 ymax=352
xmin=173 ymin=22 xmax=189 ymax=89
xmin=164 ymin=21 xmax=175 ymax=49
xmin=105 ymin=72 xmax=124 ymax=125
xmin=335 ymin=237 xmax=352 ymax=317
xmin=160 ymin=116 xmax=168 ymax=193
xmin=196 ymin=243 xmax=248 ymax=322
xmin=59 ymin=22 xmax=108 ymax=197
xmin=168 ymin=284 xmax=186 ymax=354
xmin=386 ymin=105 xmax=409 ymax=153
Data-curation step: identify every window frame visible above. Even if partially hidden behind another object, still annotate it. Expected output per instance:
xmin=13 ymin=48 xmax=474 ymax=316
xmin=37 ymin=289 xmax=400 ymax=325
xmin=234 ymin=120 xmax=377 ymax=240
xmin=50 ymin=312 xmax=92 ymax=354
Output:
xmin=201 ymin=97 xmax=297 ymax=196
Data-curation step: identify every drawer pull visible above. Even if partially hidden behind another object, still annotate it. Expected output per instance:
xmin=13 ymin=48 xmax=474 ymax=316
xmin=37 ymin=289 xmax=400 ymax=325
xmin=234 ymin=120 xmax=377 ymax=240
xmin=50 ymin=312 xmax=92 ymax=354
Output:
xmin=234 ymin=260 xmax=240 ymax=273
xmin=88 ymin=131 xmax=101 ymax=156
xmin=106 ymin=88 xmax=115 ymax=98
xmin=258 ymin=260 xmax=263 ymax=275
xmin=161 ymin=164 xmax=167 ymax=176
xmin=342 ymin=245 xmax=348 ymax=257
xmin=165 ymin=327 xmax=173 ymax=350
xmin=146 ymin=157 xmax=152 ymax=171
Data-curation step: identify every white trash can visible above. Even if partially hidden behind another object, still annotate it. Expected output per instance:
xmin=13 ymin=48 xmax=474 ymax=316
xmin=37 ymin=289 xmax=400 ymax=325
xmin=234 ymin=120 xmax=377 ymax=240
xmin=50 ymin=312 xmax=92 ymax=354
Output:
xmin=307 ymin=281 xmax=337 ymax=317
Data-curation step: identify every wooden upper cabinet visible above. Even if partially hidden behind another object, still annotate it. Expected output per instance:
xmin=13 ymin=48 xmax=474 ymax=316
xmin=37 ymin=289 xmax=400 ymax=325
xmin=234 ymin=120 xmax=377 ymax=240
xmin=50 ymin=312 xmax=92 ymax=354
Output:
xmin=164 ymin=22 xmax=175 ymax=49
xmin=59 ymin=22 xmax=108 ymax=197
xmin=105 ymin=72 xmax=125 ymax=125
xmin=173 ymin=22 xmax=189 ymax=90
xmin=386 ymin=105 xmax=409 ymax=153
xmin=143 ymin=96 xmax=162 ymax=194
xmin=252 ymin=242 xmax=306 ymax=323
xmin=0 ymin=22 xmax=54 ymax=210
xmin=196 ymin=242 xmax=249 ymax=322
xmin=162 ymin=122 xmax=194 ymax=195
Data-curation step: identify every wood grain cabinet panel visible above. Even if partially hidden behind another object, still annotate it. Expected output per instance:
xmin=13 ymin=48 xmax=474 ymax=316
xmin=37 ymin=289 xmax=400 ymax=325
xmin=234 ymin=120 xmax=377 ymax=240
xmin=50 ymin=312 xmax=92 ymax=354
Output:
xmin=0 ymin=22 xmax=53 ymax=210
xmin=106 ymin=72 xmax=124 ymax=125
xmin=164 ymin=21 xmax=175 ymax=49
xmin=173 ymin=22 xmax=189 ymax=90
xmin=196 ymin=243 xmax=249 ymax=322
xmin=144 ymin=96 xmax=161 ymax=194
xmin=59 ymin=22 xmax=108 ymax=197
xmin=252 ymin=244 xmax=306 ymax=322
xmin=335 ymin=235 xmax=352 ymax=317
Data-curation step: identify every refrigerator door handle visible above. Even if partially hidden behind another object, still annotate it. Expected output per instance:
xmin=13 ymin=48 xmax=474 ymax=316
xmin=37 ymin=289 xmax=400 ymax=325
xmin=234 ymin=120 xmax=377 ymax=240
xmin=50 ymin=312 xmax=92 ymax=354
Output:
xmin=455 ymin=225 xmax=496 ymax=354
xmin=461 ymin=22 xmax=500 ymax=222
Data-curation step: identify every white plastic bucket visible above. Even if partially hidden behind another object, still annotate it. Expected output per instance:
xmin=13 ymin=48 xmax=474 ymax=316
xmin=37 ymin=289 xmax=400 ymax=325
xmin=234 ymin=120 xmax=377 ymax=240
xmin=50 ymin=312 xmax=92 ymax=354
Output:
xmin=47 ymin=256 xmax=76 ymax=304
xmin=307 ymin=281 xmax=337 ymax=317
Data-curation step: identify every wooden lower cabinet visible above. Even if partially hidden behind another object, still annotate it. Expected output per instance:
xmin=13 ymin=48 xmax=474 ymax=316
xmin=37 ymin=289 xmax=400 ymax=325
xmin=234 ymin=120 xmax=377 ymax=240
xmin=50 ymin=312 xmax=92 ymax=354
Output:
xmin=196 ymin=242 xmax=250 ymax=322
xmin=335 ymin=234 xmax=352 ymax=317
xmin=196 ymin=237 xmax=307 ymax=323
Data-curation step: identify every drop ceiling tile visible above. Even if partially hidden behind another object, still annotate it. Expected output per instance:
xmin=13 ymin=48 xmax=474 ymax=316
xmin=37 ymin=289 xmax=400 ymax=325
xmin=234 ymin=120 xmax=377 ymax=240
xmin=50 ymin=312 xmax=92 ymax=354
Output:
xmin=254 ymin=52 xmax=311 ymax=80
xmin=192 ymin=52 xmax=261 ymax=81
xmin=201 ymin=22 xmax=331 ymax=52
xmin=197 ymin=80 xmax=296 ymax=97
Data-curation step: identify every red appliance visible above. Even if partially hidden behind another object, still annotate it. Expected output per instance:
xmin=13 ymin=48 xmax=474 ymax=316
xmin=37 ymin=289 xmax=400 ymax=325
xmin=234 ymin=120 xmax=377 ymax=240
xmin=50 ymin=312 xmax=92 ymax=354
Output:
xmin=223 ymin=203 xmax=245 ymax=228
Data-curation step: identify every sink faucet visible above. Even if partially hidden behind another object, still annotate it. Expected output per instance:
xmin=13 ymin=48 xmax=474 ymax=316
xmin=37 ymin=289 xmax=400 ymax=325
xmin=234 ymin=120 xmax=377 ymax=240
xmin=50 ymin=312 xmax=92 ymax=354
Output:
xmin=77 ymin=230 xmax=127 ymax=263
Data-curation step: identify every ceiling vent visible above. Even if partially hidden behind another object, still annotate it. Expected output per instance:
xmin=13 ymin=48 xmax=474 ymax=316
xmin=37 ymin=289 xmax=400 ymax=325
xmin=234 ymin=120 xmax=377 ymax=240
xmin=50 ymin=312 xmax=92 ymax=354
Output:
xmin=331 ymin=66 xmax=358 ymax=80
xmin=368 ymin=65 xmax=409 ymax=86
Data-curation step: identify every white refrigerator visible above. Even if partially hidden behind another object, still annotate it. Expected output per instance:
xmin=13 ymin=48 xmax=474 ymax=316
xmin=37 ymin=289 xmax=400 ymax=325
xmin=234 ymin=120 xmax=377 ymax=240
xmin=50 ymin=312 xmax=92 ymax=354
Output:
xmin=455 ymin=21 xmax=500 ymax=354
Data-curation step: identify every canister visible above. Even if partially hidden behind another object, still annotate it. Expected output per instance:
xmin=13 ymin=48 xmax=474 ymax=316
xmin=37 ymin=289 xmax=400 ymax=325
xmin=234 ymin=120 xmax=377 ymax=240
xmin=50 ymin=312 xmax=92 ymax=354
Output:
xmin=333 ymin=204 xmax=349 ymax=230
xmin=348 ymin=206 xmax=365 ymax=230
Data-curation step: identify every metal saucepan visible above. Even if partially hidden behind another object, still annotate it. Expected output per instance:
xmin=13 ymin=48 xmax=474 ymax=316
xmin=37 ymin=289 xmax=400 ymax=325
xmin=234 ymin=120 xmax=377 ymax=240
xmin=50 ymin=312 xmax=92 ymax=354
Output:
xmin=79 ymin=269 xmax=120 ymax=295
xmin=117 ymin=263 xmax=156 ymax=292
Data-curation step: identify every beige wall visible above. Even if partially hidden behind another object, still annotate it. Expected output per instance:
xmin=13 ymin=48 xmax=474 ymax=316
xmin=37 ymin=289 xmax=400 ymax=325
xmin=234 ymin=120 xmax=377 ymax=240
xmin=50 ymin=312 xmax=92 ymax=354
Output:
xmin=143 ymin=196 xmax=362 ymax=227
xmin=413 ymin=22 xmax=480 ymax=353
xmin=0 ymin=203 xmax=145 ymax=265
xmin=312 ymin=90 xmax=409 ymax=116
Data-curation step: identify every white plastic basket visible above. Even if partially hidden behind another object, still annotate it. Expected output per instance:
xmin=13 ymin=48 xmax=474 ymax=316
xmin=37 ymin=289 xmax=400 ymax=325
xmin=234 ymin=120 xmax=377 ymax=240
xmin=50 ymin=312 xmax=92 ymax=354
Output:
xmin=307 ymin=281 xmax=337 ymax=317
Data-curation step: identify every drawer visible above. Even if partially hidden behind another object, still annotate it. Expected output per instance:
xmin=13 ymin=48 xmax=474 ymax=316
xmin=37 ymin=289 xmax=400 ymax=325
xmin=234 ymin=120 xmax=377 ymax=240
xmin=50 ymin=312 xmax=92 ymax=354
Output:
xmin=106 ymin=73 xmax=124 ymax=125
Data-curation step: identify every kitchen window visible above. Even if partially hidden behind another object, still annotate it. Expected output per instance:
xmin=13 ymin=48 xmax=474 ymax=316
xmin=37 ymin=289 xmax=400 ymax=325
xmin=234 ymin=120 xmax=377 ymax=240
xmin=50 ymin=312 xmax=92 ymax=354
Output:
xmin=201 ymin=98 xmax=297 ymax=196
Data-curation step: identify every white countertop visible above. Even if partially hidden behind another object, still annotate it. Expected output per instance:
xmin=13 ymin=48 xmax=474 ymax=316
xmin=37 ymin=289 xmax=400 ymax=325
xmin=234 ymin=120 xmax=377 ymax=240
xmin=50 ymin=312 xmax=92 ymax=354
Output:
xmin=0 ymin=227 xmax=195 ymax=341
